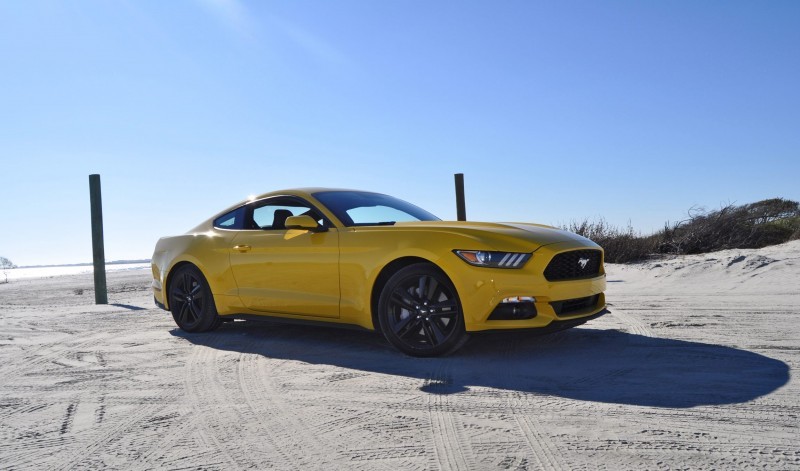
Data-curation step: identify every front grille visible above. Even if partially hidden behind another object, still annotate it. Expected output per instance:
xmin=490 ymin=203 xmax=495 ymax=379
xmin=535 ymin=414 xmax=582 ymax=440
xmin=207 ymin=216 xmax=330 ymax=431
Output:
xmin=543 ymin=249 xmax=602 ymax=281
xmin=550 ymin=294 xmax=600 ymax=316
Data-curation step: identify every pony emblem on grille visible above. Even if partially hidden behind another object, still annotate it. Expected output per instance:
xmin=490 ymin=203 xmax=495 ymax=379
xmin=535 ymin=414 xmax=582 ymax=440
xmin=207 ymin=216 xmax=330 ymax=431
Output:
xmin=578 ymin=257 xmax=590 ymax=269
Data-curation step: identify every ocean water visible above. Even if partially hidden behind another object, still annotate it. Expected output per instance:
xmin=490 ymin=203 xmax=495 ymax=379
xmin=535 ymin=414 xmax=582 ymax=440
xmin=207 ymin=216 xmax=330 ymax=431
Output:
xmin=2 ymin=263 xmax=150 ymax=281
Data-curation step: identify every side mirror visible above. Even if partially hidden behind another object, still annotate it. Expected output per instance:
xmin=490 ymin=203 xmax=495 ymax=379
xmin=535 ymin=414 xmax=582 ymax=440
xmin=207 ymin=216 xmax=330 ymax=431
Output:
xmin=285 ymin=215 xmax=327 ymax=232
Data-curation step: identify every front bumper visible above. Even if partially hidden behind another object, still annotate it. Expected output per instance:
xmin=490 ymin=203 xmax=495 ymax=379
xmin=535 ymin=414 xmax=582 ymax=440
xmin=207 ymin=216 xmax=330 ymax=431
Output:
xmin=450 ymin=241 xmax=608 ymax=332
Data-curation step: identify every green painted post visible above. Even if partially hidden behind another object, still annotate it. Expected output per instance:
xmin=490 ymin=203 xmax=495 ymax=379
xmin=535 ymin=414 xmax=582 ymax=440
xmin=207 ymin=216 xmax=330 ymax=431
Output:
xmin=89 ymin=174 xmax=108 ymax=304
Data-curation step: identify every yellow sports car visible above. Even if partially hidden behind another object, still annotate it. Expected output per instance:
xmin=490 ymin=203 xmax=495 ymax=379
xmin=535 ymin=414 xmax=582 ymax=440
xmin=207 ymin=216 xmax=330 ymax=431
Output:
xmin=152 ymin=188 xmax=607 ymax=356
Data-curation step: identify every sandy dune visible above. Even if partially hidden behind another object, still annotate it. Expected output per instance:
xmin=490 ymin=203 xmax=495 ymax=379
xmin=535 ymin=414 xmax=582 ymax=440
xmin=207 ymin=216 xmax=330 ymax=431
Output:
xmin=1 ymin=242 xmax=798 ymax=469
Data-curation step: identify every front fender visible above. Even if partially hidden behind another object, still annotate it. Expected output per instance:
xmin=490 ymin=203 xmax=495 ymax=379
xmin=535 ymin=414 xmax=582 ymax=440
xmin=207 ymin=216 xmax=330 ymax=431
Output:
xmin=337 ymin=228 xmax=496 ymax=328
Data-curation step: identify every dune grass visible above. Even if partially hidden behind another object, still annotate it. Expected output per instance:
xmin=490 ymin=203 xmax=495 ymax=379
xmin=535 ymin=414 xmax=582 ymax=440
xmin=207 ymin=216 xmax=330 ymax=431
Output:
xmin=565 ymin=198 xmax=800 ymax=263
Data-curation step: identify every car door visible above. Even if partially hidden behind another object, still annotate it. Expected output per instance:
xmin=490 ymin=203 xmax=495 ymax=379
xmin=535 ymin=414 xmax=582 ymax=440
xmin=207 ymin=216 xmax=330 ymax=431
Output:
xmin=229 ymin=196 xmax=340 ymax=318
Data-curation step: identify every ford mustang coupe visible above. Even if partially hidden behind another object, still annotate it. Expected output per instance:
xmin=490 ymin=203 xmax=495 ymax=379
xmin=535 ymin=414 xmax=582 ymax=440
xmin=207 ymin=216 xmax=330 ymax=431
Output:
xmin=152 ymin=188 xmax=607 ymax=356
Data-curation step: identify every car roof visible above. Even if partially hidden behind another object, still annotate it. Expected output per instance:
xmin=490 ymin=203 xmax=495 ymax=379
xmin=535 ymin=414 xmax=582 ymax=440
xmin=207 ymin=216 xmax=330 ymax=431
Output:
xmin=258 ymin=187 xmax=361 ymax=198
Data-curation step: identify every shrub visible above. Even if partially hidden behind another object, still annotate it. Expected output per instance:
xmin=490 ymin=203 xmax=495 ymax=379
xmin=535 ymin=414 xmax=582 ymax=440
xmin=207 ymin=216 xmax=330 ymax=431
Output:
xmin=659 ymin=198 xmax=800 ymax=254
xmin=564 ymin=198 xmax=800 ymax=263
xmin=563 ymin=219 xmax=660 ymax=263
xmin=1 ymin=256 xmax=15 ymax=284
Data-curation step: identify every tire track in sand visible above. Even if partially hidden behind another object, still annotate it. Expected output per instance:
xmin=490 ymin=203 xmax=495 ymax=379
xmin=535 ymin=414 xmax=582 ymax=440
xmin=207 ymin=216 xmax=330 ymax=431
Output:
xmin=236 ymin=352 xmax=331 ymax=469
xmin=50 ymin=402 xmax=165 ymax=471
xmin=609 ymin=308 xmax=656 ymax=338
xmin=424 ymin=361 xmax=478 ymax=471
xmin=498 ymin=331 xmax=571 ymax=470
xmin=183 ymin=341 xmax=250 ymax=470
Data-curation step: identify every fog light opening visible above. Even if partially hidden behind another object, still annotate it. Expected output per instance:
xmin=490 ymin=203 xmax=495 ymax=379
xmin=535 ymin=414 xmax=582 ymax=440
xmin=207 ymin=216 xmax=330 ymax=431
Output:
xmin=489 ymin=297 xmax=538 ymax=320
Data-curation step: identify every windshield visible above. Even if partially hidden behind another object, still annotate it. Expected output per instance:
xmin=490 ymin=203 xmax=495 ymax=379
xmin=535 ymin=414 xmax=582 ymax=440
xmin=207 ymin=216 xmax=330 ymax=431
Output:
xmin=313 ymin=191 xmax=440 ymax=227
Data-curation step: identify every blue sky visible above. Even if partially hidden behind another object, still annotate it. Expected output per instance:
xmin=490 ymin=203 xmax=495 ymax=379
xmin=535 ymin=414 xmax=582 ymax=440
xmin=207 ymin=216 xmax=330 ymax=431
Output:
xmin=1 ymin=1 xmax=798 ymax=266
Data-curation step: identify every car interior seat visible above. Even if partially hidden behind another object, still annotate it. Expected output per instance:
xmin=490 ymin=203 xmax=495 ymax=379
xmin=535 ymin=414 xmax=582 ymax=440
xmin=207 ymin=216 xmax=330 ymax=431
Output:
xmin=271 ymin=209 xmax=294 ymax=230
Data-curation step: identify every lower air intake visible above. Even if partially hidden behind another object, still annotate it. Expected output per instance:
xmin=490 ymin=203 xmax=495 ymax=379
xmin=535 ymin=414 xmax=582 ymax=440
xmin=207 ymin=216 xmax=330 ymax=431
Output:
xmin=550 ymin=294 xmax=600 ymax=316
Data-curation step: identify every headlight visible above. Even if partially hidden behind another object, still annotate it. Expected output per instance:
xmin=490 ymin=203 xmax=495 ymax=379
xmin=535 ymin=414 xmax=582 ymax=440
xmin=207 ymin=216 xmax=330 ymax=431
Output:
xmin=453 ymin=250 xmax=532 ymax=268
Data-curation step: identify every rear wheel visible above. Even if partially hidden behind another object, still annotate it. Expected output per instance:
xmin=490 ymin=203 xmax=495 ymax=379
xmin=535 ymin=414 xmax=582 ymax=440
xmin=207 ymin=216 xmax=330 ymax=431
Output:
xmin=377 ymin=263 xmax=468 ymax=357
xmin=169 ymin=265 xmax=222 ymax=333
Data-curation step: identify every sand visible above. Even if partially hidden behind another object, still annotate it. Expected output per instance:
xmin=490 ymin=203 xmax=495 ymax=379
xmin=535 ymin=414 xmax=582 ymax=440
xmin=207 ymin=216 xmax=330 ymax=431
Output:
xmin=1 ymin=241 xmax=798 ymax=469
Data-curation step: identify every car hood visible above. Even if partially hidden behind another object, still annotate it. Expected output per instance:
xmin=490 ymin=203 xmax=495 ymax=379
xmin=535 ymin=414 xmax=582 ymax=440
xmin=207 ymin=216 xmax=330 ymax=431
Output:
xmin=388 ymin=221 xmax=599 ymax=251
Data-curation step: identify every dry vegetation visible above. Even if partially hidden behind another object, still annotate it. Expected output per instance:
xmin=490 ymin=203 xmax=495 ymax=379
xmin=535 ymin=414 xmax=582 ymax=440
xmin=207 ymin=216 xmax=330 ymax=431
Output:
xmin=566 ymin=198 xmax=800 ymax=263
xmin=1 ymin=256 xmax=16 ymax=284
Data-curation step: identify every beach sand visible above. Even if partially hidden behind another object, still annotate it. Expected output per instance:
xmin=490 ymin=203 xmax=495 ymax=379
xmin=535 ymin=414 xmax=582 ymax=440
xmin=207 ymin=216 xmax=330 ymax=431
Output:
xmin=1 ymin=242 xmax=798 ymax=469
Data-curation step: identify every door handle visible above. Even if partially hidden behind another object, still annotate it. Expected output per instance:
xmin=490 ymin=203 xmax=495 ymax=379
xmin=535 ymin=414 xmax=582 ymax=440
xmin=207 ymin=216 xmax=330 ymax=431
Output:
xmin=233 ymin=245 xmax=252 ymax=252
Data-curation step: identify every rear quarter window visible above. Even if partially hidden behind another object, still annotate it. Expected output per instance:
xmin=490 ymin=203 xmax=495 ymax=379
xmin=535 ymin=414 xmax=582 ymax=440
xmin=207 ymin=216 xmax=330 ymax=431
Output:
xmin=213 ymin=207 xmax=245 ymax=229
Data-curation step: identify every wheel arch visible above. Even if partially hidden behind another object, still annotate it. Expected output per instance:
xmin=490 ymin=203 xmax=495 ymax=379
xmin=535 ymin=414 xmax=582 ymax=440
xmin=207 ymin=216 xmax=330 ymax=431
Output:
xmin=163 ymin=260 xmax=201 ymax=311
xmin=370 ymin=256 xmax=456 ymax=332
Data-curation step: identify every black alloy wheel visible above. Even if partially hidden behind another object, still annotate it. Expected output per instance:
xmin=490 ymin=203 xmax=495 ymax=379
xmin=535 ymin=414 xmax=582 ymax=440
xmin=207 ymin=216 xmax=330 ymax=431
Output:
xmin=378 ymin=263 xmax=468 ymax=357
xmin=169 ymin=265 xmax=222 ymax=333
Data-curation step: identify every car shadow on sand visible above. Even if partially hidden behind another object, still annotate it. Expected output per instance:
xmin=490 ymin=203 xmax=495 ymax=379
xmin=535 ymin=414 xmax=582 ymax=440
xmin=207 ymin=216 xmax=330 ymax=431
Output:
xmin=172 ymin=320 xmax=789 ymax=409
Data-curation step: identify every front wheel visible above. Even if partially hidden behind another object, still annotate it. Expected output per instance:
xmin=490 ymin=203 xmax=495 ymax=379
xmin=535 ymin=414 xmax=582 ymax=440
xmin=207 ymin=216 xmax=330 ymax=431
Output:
xmin=169 ymin=264 xmax=222 ymax=333
xmin=377 ymin=263 xmax=468 ymax=357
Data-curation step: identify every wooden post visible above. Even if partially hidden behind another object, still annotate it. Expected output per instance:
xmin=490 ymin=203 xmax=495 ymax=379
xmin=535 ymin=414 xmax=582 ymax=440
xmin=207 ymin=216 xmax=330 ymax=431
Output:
xmin=89 ymin=174 xmax=108 ymax=304
xmin=455 ymin=173 xmax=466 ymax=221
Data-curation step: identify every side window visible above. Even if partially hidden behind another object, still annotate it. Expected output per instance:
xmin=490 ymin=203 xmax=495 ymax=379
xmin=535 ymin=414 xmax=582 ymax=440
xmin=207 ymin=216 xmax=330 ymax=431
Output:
xmin=213 ymin=206 xmax=245 ymax=229
xmin=248 ymin=197 xmax=326 ymax=230
xmin=346 ymin=206 xmax=419 ymax=225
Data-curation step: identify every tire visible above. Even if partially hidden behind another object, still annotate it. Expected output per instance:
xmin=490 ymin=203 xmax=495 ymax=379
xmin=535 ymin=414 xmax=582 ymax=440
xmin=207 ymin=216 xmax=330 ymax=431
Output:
xmin=377 ymin=263 xmax=468 ymax=357
xmin=168 ymin=264 xmax=222 ymax=333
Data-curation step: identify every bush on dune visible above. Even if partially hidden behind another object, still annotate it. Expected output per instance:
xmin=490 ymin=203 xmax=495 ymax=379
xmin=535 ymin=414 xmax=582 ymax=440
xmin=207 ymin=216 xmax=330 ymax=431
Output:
xmin=565 ymin=198 xmax=800 ymax=264
xmin=663 ymin=198 xmax=800 ymax=254
xmin=563 ymin=219 xmax=660 ymax=264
